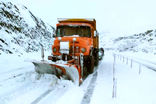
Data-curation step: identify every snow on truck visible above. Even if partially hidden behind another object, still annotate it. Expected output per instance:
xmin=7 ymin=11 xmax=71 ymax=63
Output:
xmin=32 ymin=18 xmax=104 ymax=85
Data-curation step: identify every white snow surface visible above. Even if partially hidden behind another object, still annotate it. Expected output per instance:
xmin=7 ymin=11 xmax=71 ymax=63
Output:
xmin=0 ymin=1 xmax=156 ymax=103
xmin=0 ymin=51 xmax=156 ymax=104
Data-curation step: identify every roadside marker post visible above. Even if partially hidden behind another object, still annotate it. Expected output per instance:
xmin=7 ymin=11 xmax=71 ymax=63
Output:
xmin=139 ymin=64 xmax=142 ymax=74
xmin=112 ymin=54 xmax=117 ymax=98
xmin=130 ymin=59 xmax=133 ymax=68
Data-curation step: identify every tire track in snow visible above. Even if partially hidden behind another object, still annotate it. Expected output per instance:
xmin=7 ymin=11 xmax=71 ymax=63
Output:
xmin=0 ymin=72 xmax=59 ymax=104
xmin=0 ymin=65 xmax=33 ymax=75
xmin=0 ymin=71 xmax=36 ymax=97
xmin=0 ymin=73 xmax=23 ymax=83
xmin=31 ymin=89 xmax=53 ymax=104
xmin=0 ymin=81 xmax=33 ymax=97
xmin=0 ymin=65 xmax=33 ymax=82
xmin=30 ymin=81 xmax=70 ymax=104
xmin=0 ymin=67 xmax=25 ymax=75
xmin=81 ymin=71 xmax=98 ymax=104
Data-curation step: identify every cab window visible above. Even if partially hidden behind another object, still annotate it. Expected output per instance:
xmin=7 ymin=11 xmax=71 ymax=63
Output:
xmin=56 ymin=26 xmax=91 ymax=37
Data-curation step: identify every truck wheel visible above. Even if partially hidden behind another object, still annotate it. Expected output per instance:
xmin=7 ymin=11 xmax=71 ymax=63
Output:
xmin=83 ymin=56 xmax=94 ymax=78
xmin=82 ymin=67 xmax=89 ymax=79
xmin=99 ymin=48 xmax=104 ymax=60
xmin=94 ymin=52 xmax=99 ymax=66
xmin=89 ymin=56 xmax=95 ymax=73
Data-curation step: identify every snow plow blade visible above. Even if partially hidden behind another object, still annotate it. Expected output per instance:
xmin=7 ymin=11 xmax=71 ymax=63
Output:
xmin=32 ymin=61 xmax=80 ymax=85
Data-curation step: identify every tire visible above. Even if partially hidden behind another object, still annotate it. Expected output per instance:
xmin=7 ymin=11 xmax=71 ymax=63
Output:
xmin=89 ymin=56 xmax=95 ymax=73
xmin=83 ymin=56 xmax=95 ymax=78
xmin=91 ymin=48 xmax=99 ymax=66
xmin=86 ymin=56 xmax=94 ymax=74
xmin=94 ymin=52 xmax=99 ymax=66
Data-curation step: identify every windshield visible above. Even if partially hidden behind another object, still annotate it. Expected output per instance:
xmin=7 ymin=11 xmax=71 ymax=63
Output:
xmin=56 ymin=26 xmax=91 ymax=37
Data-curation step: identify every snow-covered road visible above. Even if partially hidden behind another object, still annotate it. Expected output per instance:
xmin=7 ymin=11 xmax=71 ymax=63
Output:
xmin=0 ymin=52 xmax=156 ymax=104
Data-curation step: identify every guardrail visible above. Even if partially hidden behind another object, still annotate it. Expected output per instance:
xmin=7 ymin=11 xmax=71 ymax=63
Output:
xmin=114 ymin=53 xmax=156 ymax=73
xmin=112 ymin=53 xmax=156 ymax=98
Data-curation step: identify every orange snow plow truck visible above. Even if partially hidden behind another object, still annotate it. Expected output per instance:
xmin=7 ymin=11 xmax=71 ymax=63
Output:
xmin=32 ymin=18 xmax=104 ymax=85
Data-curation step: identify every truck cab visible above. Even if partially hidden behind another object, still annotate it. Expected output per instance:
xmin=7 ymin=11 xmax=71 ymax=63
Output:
xmin=49 ymin=18 xmax=103 ymax=77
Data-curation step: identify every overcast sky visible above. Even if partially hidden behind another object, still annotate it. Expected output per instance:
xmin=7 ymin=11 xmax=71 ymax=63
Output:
xmin=18 ymin=0 xmax=156 ymax=36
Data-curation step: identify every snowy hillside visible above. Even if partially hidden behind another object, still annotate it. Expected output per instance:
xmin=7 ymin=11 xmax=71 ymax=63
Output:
xmin=0 ymin=1 xmax=156 ymax=104
xmin=114 ymin=30 xmax=156 ymax=53
xmin=100 ymin=30 xmax=156 ymax=55
xmin=0 ymin=1 xmax=55 ymax=55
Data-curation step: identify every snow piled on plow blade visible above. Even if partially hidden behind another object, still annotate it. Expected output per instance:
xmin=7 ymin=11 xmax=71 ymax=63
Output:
xmin=32 ymin=60 xmax=79 ymax=85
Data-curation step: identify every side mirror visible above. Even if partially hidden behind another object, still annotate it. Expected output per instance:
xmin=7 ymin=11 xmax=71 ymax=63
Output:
xmin=94 ymin=31 xmax=97 ymax=37
xmin=98 ymin=48 xmax=104 ymax=60
xmin=53 ymin=34 xmax=56 ymax=38
xmin=52 ymin=27 xmax=56 ymax=38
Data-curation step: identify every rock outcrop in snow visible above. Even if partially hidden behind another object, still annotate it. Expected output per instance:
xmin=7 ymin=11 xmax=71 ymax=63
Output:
xmin=0 ymin=1 xmax=55 ymax=55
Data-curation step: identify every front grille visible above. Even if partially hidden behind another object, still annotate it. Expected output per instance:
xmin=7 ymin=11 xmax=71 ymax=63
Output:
xmin=70 ymin=46 xmax=80 ymax=54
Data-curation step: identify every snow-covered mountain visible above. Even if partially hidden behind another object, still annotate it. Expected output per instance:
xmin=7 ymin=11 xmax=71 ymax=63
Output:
xmin=1 ymin=1 xmax=156 ymax=57
xmin=100 ymin=30 xmax=156 ymax=55
xmin=113 ymin=30 xmax=156 ymax=54
xmin=0 ymin=1 xmax=55 ymax=55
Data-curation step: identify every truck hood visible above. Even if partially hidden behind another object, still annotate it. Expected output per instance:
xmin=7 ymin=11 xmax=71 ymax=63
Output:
xmin=54 ymin=37 xmax=93 ymax=47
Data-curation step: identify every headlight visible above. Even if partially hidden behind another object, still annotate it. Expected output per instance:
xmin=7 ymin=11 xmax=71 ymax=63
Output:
xmin=73 ymin=38 xmax=76 ymax=42
xmin=58 ymin=37 xmax=62 ymax=41
xmin=53 ymin=47 xmax=57 ymax=53
xmin=81 ymin=48 xmax=86 ymax=53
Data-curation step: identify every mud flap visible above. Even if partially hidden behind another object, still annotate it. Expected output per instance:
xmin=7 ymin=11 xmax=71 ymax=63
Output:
xmin=32 ymin=60 xmax=79 ymax=85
